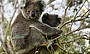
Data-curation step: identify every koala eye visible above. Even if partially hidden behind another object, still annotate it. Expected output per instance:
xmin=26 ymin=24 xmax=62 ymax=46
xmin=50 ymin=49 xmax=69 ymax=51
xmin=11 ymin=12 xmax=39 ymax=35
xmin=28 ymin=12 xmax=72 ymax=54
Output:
xmin=27 ymin=11 xmax=30 ymax=12
xmin=36 ymin=10 xmax=39 ymax=12
xmin=20 ymin=7 xmax=24 ymax=9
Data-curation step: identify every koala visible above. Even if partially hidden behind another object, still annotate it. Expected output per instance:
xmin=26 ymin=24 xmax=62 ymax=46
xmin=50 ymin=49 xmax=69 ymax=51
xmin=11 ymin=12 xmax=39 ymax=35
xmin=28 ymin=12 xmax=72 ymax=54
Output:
xmin=41 ymin=13 xmax=62 ymax=40
xmin=20 ymin=0 xmax=45 ymax=20
xmin=37 ymin=13 xmax=62 ymax=54
xmin=29 ymin=13 xmax=62 ymax=54
xmin=42 ymin=13 xmax=61 ymax=27
xmin=11 ymin=0 xmax=61 ymax=54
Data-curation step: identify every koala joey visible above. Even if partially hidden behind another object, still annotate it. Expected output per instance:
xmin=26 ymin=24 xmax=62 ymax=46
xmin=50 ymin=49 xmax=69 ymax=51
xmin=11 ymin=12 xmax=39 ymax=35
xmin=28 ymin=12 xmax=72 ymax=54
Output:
xmin=42 ymin=13 xmax=61 ymax=27
xmin=41 ymin=13 xmax=62 ymax=39
xmin=37 ymin=13 xmax=62 ymax=54
xmin=11 ymin=0 xmax=61 ymax=54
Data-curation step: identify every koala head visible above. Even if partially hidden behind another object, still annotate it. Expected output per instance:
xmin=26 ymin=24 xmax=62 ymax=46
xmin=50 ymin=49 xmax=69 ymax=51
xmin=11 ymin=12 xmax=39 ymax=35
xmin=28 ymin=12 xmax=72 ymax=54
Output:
xmin=42 ymin=13 xmax=61 ymax=27
xmin=21 ymin=0 xmax=45 ymax=20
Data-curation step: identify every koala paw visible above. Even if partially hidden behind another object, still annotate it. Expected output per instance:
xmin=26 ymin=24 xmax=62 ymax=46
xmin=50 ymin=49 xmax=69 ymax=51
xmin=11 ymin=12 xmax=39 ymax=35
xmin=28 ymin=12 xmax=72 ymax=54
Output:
xmin=54 ymin=29 xmax=62 ymax=35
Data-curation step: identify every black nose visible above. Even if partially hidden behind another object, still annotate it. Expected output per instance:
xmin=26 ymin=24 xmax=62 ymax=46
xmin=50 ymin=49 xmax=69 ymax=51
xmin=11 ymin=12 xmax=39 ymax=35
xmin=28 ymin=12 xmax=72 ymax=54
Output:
xmin=31 ymin=11 xmax=35 ymax=17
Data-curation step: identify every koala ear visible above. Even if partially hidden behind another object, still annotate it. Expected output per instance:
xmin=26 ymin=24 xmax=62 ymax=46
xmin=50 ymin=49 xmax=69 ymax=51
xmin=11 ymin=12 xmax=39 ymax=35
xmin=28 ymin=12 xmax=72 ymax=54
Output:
xmin=37 ymin=0 xmax=44 ymax=4
xmin=37 ymin=0 xmax=45 ymax=11
xmin=24 ymin=0 xmax=31 ymax=8
xmin=26 ymin=1 xmax=30 ymax=6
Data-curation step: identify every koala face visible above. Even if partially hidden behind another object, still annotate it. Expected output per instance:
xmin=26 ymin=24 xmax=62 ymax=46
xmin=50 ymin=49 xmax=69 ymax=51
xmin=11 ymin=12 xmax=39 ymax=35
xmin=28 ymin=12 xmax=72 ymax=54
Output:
xmin=21 ymin=0 xmax=44 ymax=20
xmin=42 ymin=13 xmax=61 ymax=27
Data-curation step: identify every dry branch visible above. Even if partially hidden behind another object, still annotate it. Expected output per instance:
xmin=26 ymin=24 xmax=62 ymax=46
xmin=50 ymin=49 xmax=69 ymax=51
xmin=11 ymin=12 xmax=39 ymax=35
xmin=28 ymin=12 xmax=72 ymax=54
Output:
xmin=60 ymin=9 xmax=90 ymax=29
xmin=73 ymin=0 xmax=87 ymax=20
xmin=0 ymin=2 xmax=9 ymax=54
xmin=0 ymin=0 xmax=18 ymax=54
xmin=50 ymin=24 xmax=90 ymax=43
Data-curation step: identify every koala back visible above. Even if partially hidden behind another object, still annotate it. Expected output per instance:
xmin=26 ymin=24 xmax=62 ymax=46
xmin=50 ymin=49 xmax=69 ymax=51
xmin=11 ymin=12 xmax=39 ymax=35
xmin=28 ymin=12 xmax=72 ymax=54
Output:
xmin=11 ymin=12 xmax=46 ymax=54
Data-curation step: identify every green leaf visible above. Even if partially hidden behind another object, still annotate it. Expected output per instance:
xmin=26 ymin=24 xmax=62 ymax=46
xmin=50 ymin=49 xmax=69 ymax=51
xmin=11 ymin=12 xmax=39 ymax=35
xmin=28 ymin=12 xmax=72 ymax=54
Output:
xmin=81 ymin=9 xmax=85 ymax=13
xmin=74 ymin=51 xmax=78 ymax=54
xmin=86 ymin=20 xmax=90 ymax=23
xmin=0 ymin=46 xmax=4 ymax=53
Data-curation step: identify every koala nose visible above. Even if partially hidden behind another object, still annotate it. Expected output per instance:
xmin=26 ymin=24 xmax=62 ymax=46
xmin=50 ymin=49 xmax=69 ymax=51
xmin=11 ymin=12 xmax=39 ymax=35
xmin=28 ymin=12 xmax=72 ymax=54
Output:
xmin=56 ymin=15 xmax=58 ymax=18
xmin=31 ymin=11 xmax=35 ymax=17
xmin=58 ymin=18 xmax=61 ymax=21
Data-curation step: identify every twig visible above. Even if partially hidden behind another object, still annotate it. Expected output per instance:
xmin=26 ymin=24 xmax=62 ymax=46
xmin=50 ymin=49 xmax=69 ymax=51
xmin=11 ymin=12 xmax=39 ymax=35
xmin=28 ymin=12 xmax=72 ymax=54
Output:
xmin=0 ymin=2 xmax=9 ymax=54
xmin=56 ymin=43 xmax=68 ymax=53
xmin=61 ymin=36 xmax=90 ymax=44
xmin=73 ymin=0 xmax=87 ymax=20
xmin=61 ymin=37 xmax=80 ymax=44
xmin=82 ymin=37 xmax=90 ymax=40
xmin=64 ymin=25 xmax=90 ymax=37
xmin=63 ymin=0 xmax=72 ymax=18
xmin=9 ymin=0 xmax=18 ymax=25
xmin=50 ymin=24 xmax=90 ymax=42
xmin=61 ymin=0 xmax=72 ymax=25
xmin=47 ymin=0 xmax=55 ymax=5
xmin=2 ymin=0 xmax=18 ymax=54
xmin=5 ymin=0 xmax=18 ymax=34
xmin=60 ymin=9 xmax=90 ymax=29
xmin=60 ymin=17 xmax=88 ymax=29
xmin=6 ymin=0 xmax=18 ymax=54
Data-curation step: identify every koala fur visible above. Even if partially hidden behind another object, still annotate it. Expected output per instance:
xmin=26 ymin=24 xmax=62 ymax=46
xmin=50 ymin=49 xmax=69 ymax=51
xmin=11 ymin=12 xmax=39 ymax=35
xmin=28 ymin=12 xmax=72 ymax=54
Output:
xmin=42 ymin=13 xmax=61 ymax=27
xmin=11 ymin=0 xmax=61 ymax=54
xmin=20 ymin=0 xmax=45 ymax=20
xmin=37 ymin=13 xmax=62 ymax=54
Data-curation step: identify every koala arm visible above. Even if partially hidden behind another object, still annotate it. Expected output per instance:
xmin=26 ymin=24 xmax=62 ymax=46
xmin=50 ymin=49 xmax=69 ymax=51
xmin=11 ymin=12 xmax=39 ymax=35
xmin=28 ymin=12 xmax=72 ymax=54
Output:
xmin=29 ymin=20 xmax=62 ymax=36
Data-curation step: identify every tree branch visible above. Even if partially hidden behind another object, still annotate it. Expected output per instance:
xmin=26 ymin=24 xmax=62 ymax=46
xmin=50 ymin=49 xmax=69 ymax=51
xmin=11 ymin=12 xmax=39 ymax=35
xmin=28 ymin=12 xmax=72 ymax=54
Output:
xmin=0 ymin=2 xmax=9 ymax=54
xmin=60 ymin=9 xmax=90 ymax=29
xmin=50 ymin=24 xmax=90 ymax=42
xmin=73 ymin=0 xmax=87 ymax=20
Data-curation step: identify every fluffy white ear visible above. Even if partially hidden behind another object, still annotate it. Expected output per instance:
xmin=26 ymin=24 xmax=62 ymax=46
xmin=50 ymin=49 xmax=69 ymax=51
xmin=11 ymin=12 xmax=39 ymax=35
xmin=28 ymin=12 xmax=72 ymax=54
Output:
xmin=18 ymin=0 xmax=31 ymax=7
xmin=18 ymin=0 xmax=26 ymax=8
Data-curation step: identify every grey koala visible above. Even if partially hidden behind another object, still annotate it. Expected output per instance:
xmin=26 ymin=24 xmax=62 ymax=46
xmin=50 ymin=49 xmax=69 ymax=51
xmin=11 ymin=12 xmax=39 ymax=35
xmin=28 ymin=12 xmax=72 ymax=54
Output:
xmin=11 ymin=0 xmax=61 ymax=54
